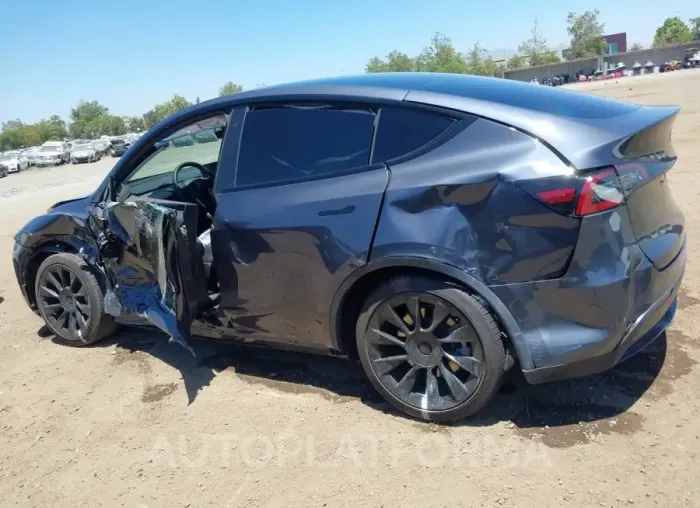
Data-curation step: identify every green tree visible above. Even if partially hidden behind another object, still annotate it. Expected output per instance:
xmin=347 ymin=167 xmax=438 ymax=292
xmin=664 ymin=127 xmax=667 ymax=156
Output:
xmin=567 ymin=10 xmax=608 ymax=58
xmin=653 ymin=17 xmax=693 ymax=47
xmin=0 ymin=129 xmax=23 ymax=150
xmin=507 ymin=54 xmax=528 ymax=69
xmin=365 ymin=51 xmax=416 ymax=72
xmin=143 ymin=94 xmax=193 ymax=128
xmin=70 ymin=100 xmax=109 ymax=123
xmin=219 ymin=82 xmax=244 ymax=96
xmin=415 ymin=33 xmax=469 ymax=73
xmin=0 ymin=115 xmax=68 ymax=149
xmin=37 ymin=115 xmax=68 ymax=140
xmin=465 ymin=43 xmax=498 ymax=76
xmin=518 ymin=19 xmax=559 ymax=66
xmin=2 ymin=119 xmax=24 ymax=131
xmin=629 ymin=43 xmax=645 ymax=51
xmin=540 ymin=52 xmax=561 ymax=64
xmin=123 ymin=116 xmax=145 ymax=132
xmin=94 ymin=116 xmax=127 ymax=136
xmin=69 ymin=100 xmax=113 ymax=138
xmin=691 ymin=17 xmax=700 ymax=41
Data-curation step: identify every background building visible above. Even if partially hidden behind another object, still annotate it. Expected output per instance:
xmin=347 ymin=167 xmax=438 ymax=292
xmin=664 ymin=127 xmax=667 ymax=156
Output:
xmin=604 ymin=32 xmax=627 ymax=54
xmin=562 ymin=32 xmax=627 ymax=58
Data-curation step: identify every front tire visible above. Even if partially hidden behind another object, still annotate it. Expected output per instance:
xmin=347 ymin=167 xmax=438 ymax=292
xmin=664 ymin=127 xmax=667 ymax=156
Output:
xmin=34 ymin=253 xmax=117 ymax=346
xmin=355 ymin=276 xmax=506 ymax=422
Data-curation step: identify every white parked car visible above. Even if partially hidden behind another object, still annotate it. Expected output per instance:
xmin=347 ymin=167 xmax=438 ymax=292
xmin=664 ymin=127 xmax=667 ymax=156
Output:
xmin=0 ymin=152 xmax=29 ymax=173
xmin=36 ymin=142 xmax=70 ymax=166
xmin=70 ymin=143 xmax=101 ymax=164
xmin=21 ymin=146 xmax=41 ymax=166
xmin=91 ymin=139 xmax=111 ymax=155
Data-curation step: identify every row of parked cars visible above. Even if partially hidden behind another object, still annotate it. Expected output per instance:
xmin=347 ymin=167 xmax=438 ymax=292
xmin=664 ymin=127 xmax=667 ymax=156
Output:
xmin=0 ymin=133 xmax=143 ymax=177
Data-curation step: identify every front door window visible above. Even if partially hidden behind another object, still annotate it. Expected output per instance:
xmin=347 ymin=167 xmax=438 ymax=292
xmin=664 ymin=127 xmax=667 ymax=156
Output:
xmin=124 ymin=115 xmax=227 ymax=192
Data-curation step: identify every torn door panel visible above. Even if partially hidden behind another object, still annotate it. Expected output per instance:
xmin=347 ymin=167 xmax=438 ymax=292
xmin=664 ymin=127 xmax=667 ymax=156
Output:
xmin=98 ymin=199 xmax=208 ymax=353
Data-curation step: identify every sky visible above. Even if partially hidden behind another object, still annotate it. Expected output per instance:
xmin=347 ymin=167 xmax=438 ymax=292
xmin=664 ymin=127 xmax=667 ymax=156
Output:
xmin=0 ymin=0 xmax=696 ymax=124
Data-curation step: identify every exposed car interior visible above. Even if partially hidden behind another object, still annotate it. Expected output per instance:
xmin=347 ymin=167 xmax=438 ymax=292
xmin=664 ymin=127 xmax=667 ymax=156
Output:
xmin=120 ymin=116 xmax=226 ymax=233
xmin=116 ymin=115 xmax=227 ymax=292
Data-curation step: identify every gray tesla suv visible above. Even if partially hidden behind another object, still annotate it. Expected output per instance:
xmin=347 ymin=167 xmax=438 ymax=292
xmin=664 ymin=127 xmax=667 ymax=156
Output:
xmin=13 ymin=73 xmax=685 ymax=421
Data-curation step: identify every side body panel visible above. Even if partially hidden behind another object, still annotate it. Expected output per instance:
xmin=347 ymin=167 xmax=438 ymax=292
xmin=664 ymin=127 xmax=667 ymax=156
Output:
xmin=371 ymin=117 xmax=580 ymax=285
xmin=211 ymin=168 xmax=390 ymax=348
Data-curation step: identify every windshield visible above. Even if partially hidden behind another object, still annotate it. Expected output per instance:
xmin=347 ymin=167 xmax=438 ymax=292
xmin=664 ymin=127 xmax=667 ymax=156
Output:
xmin=112 ymin=139 xmax=126 ymax=146
xmin=40 ymin=146 xmax=60 ymax=152
xmin=73 ymin=144 xmax=91 ymax=151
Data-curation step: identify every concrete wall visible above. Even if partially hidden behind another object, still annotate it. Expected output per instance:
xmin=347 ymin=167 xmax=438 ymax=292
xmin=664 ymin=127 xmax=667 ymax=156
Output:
xmin=504 ymin=41 xmax=699 ymax=82
xmin=504 ymin=57 xmax=598 ymax=82
xmin=602 ymin=41 xmax=699 ymax=71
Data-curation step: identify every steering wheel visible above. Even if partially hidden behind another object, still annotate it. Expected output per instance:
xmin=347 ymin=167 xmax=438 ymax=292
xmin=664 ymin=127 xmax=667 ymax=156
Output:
xmin=173 ymin=161 xmax=214 ymax=191
xmin=172 ymin=161 xmax=215 ymax=214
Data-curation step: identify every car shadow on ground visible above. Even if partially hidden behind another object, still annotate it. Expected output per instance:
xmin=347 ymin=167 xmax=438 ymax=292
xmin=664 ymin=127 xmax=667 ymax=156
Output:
xmin=43 ymin=324 xmax=667 ymax=431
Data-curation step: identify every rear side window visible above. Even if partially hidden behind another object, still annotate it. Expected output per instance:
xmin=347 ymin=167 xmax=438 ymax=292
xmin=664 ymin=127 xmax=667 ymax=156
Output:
xmin=372 ymin=106 xmax=455 ymax=163
xmin=236 ymin=106 xmax=376 ymax=187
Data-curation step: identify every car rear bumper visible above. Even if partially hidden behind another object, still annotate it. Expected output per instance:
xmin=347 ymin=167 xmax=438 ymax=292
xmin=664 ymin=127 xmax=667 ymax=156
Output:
xmin=521 ymin=283 xmax=679 ymax=384
xmin=489 ymin=207 xmax=686 ymax=384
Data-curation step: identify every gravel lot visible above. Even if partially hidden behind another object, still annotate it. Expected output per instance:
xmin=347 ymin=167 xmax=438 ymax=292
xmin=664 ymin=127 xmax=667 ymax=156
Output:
xmin=1 ymin=71 xmax=699 ymax=507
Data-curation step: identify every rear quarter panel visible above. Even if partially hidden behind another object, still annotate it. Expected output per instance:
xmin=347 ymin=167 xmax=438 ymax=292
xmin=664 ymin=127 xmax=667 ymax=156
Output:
xmin=371 ymin=117 xmax=580 ymax=285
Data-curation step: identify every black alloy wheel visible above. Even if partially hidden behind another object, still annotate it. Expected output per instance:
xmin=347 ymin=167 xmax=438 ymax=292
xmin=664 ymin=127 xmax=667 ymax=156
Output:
xmin=38 ymin=264 xmax=91 ymax=340
xmin=356 ymin=277 xmax=506 ymax=422
xmin=34 ymin=253 xmax=117 ymax=345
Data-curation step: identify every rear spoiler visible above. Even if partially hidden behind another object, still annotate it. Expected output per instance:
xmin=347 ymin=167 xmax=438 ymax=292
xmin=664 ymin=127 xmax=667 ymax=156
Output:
xmin=404 ymin=89 xmax=679 ymax=171
xmin=561 ymin=105 xmax=680 ymax=171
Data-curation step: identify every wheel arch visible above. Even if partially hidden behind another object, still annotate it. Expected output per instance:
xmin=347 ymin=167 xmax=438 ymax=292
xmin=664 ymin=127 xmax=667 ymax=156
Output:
xmin=23 ymin=241 xmax=82 ymax=309
xmin=330 ymin=256 xmax=533 ymax=370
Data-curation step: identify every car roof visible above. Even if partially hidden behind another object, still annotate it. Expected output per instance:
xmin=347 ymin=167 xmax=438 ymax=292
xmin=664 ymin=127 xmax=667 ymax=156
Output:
xmin=196 ymin=72 xmax=637 ymax=120
xmin=149 ymin=72 xmax=659 ymax=170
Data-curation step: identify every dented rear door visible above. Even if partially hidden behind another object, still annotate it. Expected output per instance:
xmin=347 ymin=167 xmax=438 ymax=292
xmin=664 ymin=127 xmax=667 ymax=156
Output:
xmin=96 ymin=198 xmax=208 ymax=352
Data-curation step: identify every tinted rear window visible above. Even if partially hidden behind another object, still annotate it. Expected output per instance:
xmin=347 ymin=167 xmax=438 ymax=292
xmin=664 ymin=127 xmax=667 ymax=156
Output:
xmin=372 ymin=106 xmax=455 ymax=163
xmin=236 ymin=106 xmax=375 ymax=187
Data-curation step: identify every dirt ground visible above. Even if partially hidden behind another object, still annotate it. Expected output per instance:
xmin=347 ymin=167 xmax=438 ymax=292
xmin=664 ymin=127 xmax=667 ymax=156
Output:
xmin=1 ymin=70 xmax=700 ymax=508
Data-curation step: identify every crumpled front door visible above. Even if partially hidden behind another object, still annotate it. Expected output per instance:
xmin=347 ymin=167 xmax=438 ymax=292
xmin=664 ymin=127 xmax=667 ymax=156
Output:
xmin=95 ymin=198 xmax=208 ymax=354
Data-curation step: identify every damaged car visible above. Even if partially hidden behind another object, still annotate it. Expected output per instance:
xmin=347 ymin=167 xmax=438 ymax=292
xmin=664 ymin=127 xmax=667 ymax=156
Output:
xmin=12 ymin=73 xmax=685 ymax=422
xmin=70 ymin=143 xmax=101 ymax=164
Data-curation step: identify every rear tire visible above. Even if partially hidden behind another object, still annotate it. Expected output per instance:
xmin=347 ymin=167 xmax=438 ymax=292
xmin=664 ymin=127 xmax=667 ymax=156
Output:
xmin=34 ymin=253 xmax=117 ymax=346
xmin=355 ymin=276 xmax=506 ymax=422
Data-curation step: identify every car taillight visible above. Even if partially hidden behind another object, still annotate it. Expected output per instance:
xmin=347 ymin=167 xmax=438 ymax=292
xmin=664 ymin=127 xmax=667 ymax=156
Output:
xmin=518 ymin=167 xmax=625 ymax=217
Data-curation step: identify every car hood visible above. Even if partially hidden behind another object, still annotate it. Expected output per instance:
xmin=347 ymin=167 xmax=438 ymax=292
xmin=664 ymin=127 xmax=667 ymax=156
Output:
xmin=1 ymin=158 xmax=19 ymax=165
xmin=48 ymin=194 xmax=92 ymax=217
xmin=72 ymin=150 xmax=94 ymax=156
xmin=39 ymin=151 xmax=61 ymax=157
